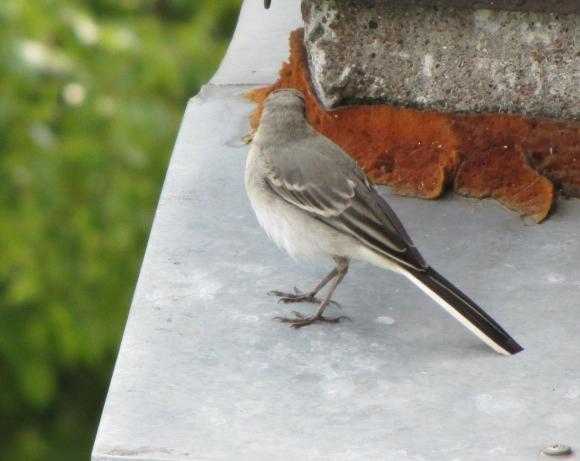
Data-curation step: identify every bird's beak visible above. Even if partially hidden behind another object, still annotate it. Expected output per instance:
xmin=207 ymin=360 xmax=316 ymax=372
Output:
xmin=264 ymin=0 xmax=271 ymax=9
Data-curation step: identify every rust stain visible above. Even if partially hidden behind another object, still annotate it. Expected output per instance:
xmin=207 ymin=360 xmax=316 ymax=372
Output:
xmin=245 ymin=29 xmax=580 ymax=223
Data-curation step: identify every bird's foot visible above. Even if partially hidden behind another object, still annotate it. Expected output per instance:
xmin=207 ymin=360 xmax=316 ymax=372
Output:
xmin=268 ymin=287 xmax=321 ymax=304
xmin=274 ymin=310 xmax=351 ymax=328
xmin=267 ymin=288 xmax=340 ymax=307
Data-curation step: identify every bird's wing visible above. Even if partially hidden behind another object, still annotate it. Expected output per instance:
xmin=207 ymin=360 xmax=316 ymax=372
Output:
xmin=261 ymin=136 xmax=427 ymax=271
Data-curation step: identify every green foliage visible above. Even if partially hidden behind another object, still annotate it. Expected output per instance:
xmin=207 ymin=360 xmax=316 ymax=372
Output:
xmin=0 ymin=0 xmax=242 ymax=459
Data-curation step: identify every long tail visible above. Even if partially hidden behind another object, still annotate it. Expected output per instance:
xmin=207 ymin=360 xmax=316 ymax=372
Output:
xmin=403 ymin=267 xmax=523 ymax=356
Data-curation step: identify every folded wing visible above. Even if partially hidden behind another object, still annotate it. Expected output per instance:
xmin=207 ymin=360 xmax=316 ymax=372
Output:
xmin=261 ymin=137 xmax=427 ymax=271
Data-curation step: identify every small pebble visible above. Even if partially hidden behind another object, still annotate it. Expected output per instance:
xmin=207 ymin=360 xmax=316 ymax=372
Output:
xmin=542 ymin=444 xmax=572 ymax=456
xmin=376 ymin=315 xmax=395 ymax=325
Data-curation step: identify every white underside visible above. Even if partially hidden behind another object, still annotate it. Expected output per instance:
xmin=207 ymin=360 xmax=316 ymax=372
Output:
xmin=246 ymin=149 xmax=370 ymax=264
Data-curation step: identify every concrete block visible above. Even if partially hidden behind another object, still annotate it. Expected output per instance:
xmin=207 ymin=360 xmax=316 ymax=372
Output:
xmin=302 ymin=0 xmax=580 ymax=120
xmin=357 ymin=0 xmax=580 ymax=14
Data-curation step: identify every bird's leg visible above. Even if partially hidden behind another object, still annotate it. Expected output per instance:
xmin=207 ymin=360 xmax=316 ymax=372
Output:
xmin=268 ymin=267 xmax=339 ymax=305
xmin=275 ymin=257 xmax=351 ymax=328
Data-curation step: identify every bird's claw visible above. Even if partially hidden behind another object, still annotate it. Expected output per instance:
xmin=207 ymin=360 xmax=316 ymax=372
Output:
xmin=267 ymin=289 xmax=341 ymax=308
xmin=267 ymin=290 xmax=321 ymax=304
xmin=273 ymin=311 xmax=351 ymax=328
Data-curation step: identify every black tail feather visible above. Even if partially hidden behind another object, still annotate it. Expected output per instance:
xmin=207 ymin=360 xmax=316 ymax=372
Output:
xmin=406 ymin=267 xmax=523 ymax=355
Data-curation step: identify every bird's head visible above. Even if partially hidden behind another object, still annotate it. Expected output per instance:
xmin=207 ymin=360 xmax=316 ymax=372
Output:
xmin=263 ymin=88 xmax=306 ymax=115
xmin=255 ymin=89 xmax=309 ymax=140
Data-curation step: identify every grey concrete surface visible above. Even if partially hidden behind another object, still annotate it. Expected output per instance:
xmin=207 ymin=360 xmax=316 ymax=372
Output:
xmin=211 ymin=0 xmax=301 ymax=85
xmin=92 ymin=1 xmax=580 ymax=460
xmin=303 ymin=0 xmax=580 ymax=120
xmin=92 ymin=84 xmax=580 ymax=461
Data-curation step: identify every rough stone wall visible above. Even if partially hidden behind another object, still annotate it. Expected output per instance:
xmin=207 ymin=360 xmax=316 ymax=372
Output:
xmin=371 ymin=1 xmax=580 ymax=14
xmin=302 ymin=0 xmax=580 ymax=120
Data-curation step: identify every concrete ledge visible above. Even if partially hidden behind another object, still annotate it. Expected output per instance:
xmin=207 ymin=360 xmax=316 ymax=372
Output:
xmin=211 ymin=0 xmax=301 ymax=85
xmin=303 ymin=0 xmax=580 ymax=120
xmin=92 ymin=82 xmax=580 ymax=461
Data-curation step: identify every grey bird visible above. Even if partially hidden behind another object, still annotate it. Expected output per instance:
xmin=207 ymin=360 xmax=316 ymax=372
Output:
xmin=245 ymin=88 xmax=523 ymax=356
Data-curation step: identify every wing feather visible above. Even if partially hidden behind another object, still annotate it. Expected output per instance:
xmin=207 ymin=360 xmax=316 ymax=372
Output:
xmin=263 ymin=143 xmax=427 ymax=271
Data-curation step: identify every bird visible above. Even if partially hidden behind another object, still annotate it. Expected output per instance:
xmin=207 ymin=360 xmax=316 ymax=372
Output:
xmin=245 ymin=88 xmax=523 ymax=356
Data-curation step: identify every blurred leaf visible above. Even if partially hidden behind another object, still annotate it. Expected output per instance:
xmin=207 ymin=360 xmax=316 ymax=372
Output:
xmin=0 ymin=0 xmax=242 ymax=459
xmin=20 ymin=361 xmax=56 ymax=408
